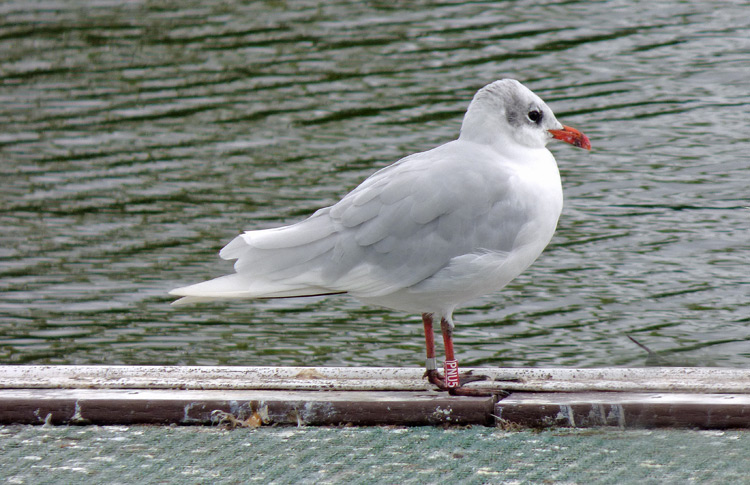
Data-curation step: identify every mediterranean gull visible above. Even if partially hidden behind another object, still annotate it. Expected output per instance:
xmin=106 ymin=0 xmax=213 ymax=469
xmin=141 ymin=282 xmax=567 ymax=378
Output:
xmin=170 ymin=79 xmax=591 ymax=394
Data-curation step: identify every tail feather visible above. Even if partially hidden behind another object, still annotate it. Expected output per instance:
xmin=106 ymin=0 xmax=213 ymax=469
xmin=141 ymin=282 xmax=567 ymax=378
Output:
xmin=171 ymin=209 xmax=343 ymax=305
xmin=171 ymin=295 xmax=224 ymax=306
xmin=169 ymin=273 xmax=339 ymax=305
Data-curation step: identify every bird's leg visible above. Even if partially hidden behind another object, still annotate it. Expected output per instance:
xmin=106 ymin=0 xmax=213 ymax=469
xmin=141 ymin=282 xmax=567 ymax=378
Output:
xmin=422 ymin=313 xmax=446 ymax=388
xmin=440 ymin=317 xmax=461 ymax=388
xmin=441 ymin=317 xmax=490 ymax=396
xmin=423 ymin=314 xmax=489 ymax=395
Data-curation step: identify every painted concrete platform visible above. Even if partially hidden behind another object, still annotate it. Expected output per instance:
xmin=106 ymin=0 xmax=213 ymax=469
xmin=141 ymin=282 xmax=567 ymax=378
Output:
xmin=3 ymin=426 xmax=750 ymax=484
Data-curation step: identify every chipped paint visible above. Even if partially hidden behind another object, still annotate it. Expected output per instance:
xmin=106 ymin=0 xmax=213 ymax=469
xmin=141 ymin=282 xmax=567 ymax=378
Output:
xmin=432 ymin=405 xmax=454 ymax=421
xmin=558 ymin=405 xmax=575 ymax=427
xmin=183 ymin=402 xmax=203 ymax=424
xmin=607 ymin=404 xmax=625 ymax=428
xmin=70 ymin=400 xmax=86 ymax=424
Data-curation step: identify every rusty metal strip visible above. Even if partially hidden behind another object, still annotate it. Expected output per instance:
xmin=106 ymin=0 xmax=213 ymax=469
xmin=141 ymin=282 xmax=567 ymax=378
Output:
xmin=0 ymin=388 xmax=495 ymax=427
xmin=496 ymin=392 xmax=750 ymax=429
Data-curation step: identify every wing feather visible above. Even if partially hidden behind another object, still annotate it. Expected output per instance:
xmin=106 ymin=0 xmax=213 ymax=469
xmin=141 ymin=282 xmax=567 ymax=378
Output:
xmin=171 ymin=140 xmax=530 ymax=302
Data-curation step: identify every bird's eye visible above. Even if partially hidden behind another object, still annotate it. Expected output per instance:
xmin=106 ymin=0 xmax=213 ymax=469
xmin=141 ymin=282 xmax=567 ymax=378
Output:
xmin=527 ymin=110 xmax=543 ymax=123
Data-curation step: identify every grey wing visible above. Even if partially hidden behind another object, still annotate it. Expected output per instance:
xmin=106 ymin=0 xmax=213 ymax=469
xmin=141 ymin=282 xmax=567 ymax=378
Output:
xmin=172 ymin=143 xmax=522 ymax=301
xmin=319 ymin=146 xmax=522 ymax=297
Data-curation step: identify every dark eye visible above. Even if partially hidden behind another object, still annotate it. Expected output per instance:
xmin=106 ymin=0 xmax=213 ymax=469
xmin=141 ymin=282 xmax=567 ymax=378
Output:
xmin=527 ymin=110 xmax=543 ymax=123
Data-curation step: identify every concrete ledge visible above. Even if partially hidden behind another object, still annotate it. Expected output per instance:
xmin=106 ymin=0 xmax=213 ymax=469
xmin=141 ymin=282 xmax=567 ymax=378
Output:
xmin=4 ymin=365 xmax=750 ymax=393
xmin=2 ymin=366 xmax=750 ymax=428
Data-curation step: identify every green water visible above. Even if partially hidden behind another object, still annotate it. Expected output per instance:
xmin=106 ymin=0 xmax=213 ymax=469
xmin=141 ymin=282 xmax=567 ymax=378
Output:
xmin=1 ymin=1 xmax=749 ymax=368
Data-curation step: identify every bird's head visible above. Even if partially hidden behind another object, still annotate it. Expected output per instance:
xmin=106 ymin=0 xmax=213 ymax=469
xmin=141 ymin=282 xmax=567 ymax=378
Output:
xmin=460 ymin=79 xmax=591 ymax=151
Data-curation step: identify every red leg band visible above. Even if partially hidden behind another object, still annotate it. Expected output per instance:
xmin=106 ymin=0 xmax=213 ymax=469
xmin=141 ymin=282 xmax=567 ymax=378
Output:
xmin=444 ymin=359 xmax=460 ymax=388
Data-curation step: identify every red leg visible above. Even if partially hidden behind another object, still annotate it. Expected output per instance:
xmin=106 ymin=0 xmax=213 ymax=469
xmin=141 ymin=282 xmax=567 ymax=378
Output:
xmin=441 ymin=317 xmax=491 ymax=396
xmin=440 ymin=317 xmax=460 ymax=388
xmin=422 ymin=313 xmax=436 ymax=366
xmin=423 ymin=314 xmax=489 ymax=395
xmin=422 ymin=313 xmax=445 ymax=387
xmin=440 ymin=317 xmax=455 ymax=361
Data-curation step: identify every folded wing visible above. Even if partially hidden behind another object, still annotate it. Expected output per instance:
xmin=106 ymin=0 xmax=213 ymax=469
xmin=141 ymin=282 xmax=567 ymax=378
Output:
xmin=170 ymin=141 xmax=523 ymax=304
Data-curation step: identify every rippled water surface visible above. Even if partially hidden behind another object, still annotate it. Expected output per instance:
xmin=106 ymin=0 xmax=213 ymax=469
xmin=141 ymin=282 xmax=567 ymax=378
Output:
xmin=1 ymin=0 xmax=749 ymax=368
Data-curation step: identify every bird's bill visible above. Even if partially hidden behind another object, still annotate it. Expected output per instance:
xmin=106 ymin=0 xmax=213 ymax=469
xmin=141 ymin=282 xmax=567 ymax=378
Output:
xmin=549 ymin=125 xmax=591 ymax=150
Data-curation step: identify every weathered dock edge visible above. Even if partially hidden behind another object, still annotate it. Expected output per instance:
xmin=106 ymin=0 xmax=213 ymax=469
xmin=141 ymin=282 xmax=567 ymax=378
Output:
xmin=497 ymin=392 xmax=750 ymax=429
xmin=0 ymin=389 xmax=495 ymax=427
xmin=2 ymin=366 xmax=750 ymax=428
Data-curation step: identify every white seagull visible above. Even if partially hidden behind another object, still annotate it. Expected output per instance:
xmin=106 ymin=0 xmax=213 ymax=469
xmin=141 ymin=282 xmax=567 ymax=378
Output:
xmin=170 ymin=79 xmax=590 ymax=394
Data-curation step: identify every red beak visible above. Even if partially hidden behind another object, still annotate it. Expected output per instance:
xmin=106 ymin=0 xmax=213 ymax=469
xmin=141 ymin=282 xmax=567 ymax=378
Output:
xmin=549 ymin=125 xmax=591 ymax=150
